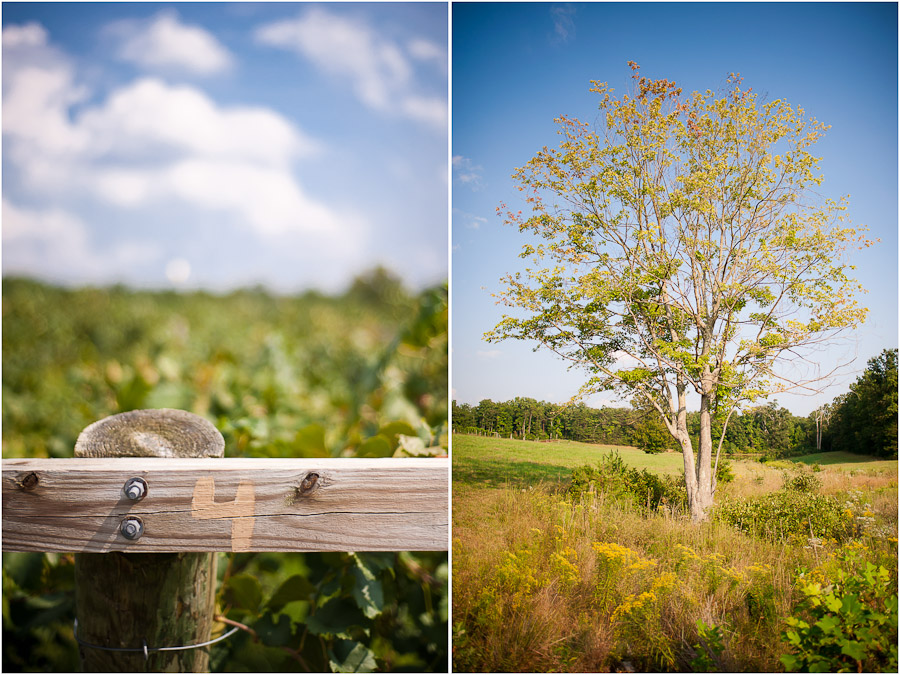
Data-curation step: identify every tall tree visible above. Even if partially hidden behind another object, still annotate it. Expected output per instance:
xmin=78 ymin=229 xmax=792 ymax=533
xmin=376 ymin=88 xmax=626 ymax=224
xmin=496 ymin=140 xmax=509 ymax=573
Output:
xmin=487 ymin=64 xmax=872 ymax=521
xmin=829 ymin=349 xmax=898 ymax=458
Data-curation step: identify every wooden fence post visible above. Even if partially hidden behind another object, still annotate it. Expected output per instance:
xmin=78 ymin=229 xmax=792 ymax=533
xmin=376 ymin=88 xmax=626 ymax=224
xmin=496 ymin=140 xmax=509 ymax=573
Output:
xmin=73 ymin=409 xmax=224 ymax=672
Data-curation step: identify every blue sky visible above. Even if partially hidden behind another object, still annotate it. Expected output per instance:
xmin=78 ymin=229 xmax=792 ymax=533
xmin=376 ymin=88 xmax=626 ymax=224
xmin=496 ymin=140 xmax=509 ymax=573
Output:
xmin=2 ymin=2 xmax=448 ymax=293
xmin=452 ymin=2 xmax=898 ymax=417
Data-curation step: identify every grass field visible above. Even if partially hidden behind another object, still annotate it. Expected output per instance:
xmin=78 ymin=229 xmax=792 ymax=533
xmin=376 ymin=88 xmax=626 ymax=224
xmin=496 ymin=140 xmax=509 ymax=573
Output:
xmin=451 ymin=435 xmax=686 ymax=488
xmin=452 ymin=434 xmax=898 ymax=673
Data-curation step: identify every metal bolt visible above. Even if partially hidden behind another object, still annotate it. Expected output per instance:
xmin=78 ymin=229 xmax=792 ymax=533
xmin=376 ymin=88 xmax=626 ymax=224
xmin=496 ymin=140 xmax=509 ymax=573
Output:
xmin=123 ymin=477 xmax=147 ymax=501
xmin=120 ymin=516 xmax=144 ymax=540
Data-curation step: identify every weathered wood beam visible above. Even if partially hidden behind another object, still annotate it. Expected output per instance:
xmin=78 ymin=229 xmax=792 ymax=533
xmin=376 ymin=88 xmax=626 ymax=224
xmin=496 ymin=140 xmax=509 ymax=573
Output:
xmin=3 ymin=458 xmax=449 ymax=553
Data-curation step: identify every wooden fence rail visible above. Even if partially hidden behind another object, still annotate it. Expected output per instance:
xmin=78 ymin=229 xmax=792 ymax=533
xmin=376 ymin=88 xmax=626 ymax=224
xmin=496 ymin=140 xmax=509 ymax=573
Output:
xmin=3 ymin=457 xmax=449 ymax=553
xmin=2 ymin=408 xmax=449 ymax=671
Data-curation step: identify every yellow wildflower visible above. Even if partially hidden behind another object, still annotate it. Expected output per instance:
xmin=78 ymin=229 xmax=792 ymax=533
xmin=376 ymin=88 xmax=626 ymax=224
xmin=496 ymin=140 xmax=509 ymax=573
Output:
xmin=626 ymin=558 xmax=658 ymax=572
xmin=651 ymin=572 xmax=678 ymax=592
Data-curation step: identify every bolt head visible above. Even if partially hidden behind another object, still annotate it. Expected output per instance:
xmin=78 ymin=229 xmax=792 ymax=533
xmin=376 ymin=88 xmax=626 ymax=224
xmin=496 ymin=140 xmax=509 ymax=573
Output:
xmin=123 ymin=477 xmax=147 ymax=501
xmin=121 ymin=517 xmax=143 ymax=540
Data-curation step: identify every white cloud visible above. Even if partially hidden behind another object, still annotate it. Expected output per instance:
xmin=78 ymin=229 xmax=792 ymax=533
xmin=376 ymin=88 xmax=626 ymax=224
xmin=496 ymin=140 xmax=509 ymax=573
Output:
xmin=3 ymin=63 xmax=90 ymax=158
xmin=477 ymin=350 xmax=503 ymax=359
xmin=452 ymin=155 xmax=483 ymax=187
xmin=2 ymin=25 xmax=355 ymax=242
xmin=108 ymin=10 xmax=233 ymax=75
xmin=254 ymin=8 xmax=446 ymax=130
xmin=453 ymin=208 xmax=487 ymax=230
xmin=2 ymin=22 xmax=49 ymax=48
xmin=2 ymin=199 xmax=159 ymax=281
xmin=78 ymin=77 xmax=319 ymax=167
xmin=163 ymin=158 xmax=355 ymax=236
xmin=550 ymin=6 xmax=577 ymax=43
xmin=408 ymin=38 xmax=444 ymax=63
xmin=407 ymin=38 xmax=447 ymax=75
xmin=400 ymin=95 xmax=448 ymax=129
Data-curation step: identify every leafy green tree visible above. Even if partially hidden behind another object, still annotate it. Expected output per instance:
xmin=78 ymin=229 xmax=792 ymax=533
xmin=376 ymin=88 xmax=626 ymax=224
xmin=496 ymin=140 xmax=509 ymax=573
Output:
xmin=828 ymin=349 xmax=898 ymax=458
xmin=487 ymin=64 xmax=872 ymax=521
xmin=451 ymin=401 xmax=476 ymax=430
xmin=631 ymin=413 xmax=671 ymax=453
xmin=475 ymin=399 xmax=498 ymax=434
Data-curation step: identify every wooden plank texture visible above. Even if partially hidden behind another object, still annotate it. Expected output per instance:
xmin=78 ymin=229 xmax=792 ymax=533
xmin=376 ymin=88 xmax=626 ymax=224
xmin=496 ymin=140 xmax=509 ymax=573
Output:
xmin=3 ymin=458 xmax=448 ymax=553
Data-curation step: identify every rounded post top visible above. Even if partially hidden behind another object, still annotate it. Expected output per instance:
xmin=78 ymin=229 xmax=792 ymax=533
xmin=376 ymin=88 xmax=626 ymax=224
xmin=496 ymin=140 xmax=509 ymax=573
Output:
xmin=75 ymin=409 xmax=225 ymax=459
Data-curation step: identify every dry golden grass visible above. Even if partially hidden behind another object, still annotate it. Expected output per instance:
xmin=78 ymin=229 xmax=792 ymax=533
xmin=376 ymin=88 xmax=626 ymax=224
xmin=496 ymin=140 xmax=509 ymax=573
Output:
xmin=452 ymin=484 xmax=834 ymax=672
xmin=452 ymin=437 xmax=898 ymax=672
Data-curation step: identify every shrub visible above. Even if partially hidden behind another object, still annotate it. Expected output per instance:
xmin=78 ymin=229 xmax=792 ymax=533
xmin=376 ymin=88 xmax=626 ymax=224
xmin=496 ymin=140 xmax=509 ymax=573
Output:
xmin=717 ymin=490 xmax=854 ymax=542
xmin=782 ymin=472 xmax=821 ymax=493
xmin=568 ymin=452 xmax=686 ymax=513
xmin=715 ymin=458 xmax=735 ymax=485
xmin=780 ymin=550 xmax=898 ymax=672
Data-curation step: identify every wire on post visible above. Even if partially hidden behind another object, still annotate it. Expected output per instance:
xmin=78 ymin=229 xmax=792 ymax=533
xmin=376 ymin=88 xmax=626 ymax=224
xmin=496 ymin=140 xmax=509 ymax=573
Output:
xmin=73 ymin=619 xmax=240 ymax=656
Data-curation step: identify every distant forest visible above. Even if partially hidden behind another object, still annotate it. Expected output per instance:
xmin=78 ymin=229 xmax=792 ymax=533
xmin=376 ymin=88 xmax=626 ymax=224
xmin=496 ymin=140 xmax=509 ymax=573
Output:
xmin=452 ymin=349 xmax=897 ymax=460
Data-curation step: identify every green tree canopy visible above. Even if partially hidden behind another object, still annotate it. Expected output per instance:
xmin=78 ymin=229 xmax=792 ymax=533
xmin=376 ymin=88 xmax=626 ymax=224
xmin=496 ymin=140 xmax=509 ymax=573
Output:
xmin=828 ymin=349 xmax=898 ymax=458
xmin=487 ymin=64 xmax=873 ymax=520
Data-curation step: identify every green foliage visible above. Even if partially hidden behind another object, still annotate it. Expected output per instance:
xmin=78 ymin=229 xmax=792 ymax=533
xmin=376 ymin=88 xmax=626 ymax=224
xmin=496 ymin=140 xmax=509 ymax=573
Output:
xmin=2 ymin=275 xmax=448 ymax=672
xmin=453 ymin=427 xmax=898 ymax=673
xmin=782 ymin=471 xmax=821 ymax=494
xmin=568 ymin=451 xmax=687 ymax=513
xmin=487 ymin=63 xmax=873 ymax=520
xmin=691 ymin=619 xmax=726 ymax=672
xmin=454 ymin=397 xmax=817 ymax=459
xmin=631 ymin=414 xmax=670 ymax=454
xmin=212 ymin=552 xmax=448 ymax=673
xmin=715 ymin=459 xmax=735 ymax=485
xmin=780 ymin=549 xmax=898 ymax=673
xmin=2 ymin=553 xmax=78 ymax=673
xmin=718 ymin=491 xmax=853 ymax=543
xmin=826 ymin=349 xmax=898 ymax=459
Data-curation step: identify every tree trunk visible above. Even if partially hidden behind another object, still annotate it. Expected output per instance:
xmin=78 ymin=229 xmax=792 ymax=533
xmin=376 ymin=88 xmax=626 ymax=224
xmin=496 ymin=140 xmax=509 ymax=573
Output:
xmin=74 ymin=409 xmax=224 ymax=672
xmin=691 ymin=393 xmax=716 ymax=522
xmin=672 ymin=386 xmax=715 ymax=523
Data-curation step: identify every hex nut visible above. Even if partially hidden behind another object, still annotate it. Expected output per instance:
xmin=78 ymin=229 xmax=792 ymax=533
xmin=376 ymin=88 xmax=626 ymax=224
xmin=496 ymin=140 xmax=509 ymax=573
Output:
xmin=123 ymin=477 xmax=148 ymax=501
xmin=120 ymin=516 xmax=144 ymax=540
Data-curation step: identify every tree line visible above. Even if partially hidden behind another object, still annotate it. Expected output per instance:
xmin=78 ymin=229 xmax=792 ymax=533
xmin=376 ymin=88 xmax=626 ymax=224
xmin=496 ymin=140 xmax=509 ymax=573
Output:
xmin=452 ymin=397 xmax=810 ymax=457
xmin=453 ymin=348 xmax=897 ymax=460
xmin=818 ymin=349 xmax=897 ymax=459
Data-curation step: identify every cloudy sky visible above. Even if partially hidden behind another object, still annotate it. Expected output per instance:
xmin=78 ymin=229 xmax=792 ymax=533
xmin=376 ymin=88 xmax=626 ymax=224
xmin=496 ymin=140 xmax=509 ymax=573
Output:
xmin=452 ymin=2 xmax=897 ymax=416
xmin=2 ymin=2 xmax=448 ymax=292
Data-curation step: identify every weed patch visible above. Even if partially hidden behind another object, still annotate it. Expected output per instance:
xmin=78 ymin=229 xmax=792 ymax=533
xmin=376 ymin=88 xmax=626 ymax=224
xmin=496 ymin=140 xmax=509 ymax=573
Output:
xmin=568 ymin=451 xmax=687 ymax=514
xmin=718 ymin=490 xmax=855 ymax=542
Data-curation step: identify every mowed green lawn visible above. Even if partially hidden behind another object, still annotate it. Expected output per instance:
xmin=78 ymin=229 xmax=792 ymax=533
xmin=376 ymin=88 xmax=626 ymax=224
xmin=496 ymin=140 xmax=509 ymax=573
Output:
xmin=789 ymin=451 xmax=898 ymax=472
xmin=451 ymin=434 xmax=686 ymax=487
xmin=451 ymin=433 xmax=896 ymax=488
